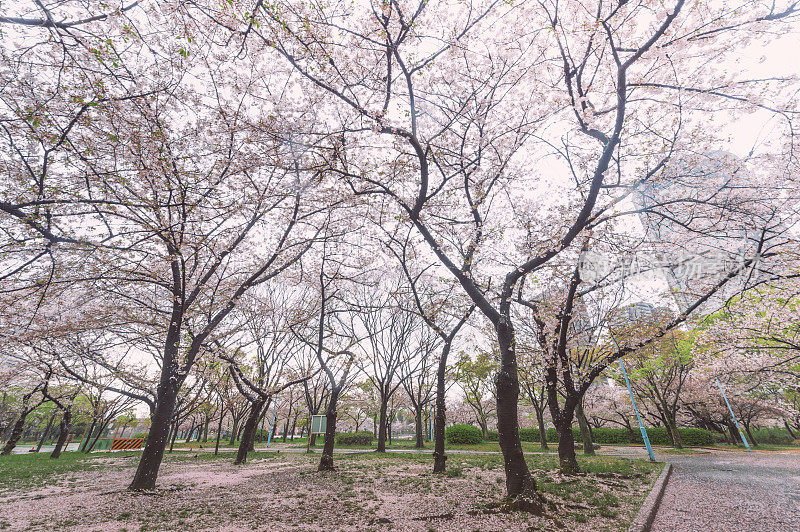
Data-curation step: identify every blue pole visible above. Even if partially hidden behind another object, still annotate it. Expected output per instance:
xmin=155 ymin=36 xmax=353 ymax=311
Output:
xmin=266 ymin=397 xmax=278 ymax=448
xmin=715 ymin=378 xmax=751 ymax=452
xmin=619 ymin=359 xmax=656 ymax=461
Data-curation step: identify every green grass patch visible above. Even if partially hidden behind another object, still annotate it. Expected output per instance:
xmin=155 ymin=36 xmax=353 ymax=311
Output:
xmin=0 ymin=451 xmax=107 ymax=491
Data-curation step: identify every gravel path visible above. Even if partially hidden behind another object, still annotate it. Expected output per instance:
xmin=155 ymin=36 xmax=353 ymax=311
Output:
xmin=652 ymin=450 xmax=800 ymax=531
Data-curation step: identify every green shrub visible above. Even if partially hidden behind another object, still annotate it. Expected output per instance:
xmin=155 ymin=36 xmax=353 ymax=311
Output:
xmin=677 ymin=427 xmax=715 ymax=446
xmin=335 ymin=431 xmax=374 ymax=446
xmin=485 ymin=430 xmax=499 ymax=442
xmin=445 ymin=424 xmax=483 ymax=444
xmin=588 ymin=427 xmax=635 ymax=444
xmin=489 ymin=425 xmax=715 ymax=447
xmin=751 ymin=426 xmax=795 ymax=445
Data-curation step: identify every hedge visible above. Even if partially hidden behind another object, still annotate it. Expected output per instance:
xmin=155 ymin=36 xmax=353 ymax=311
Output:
xmin=445 ymin=424 xmax=483 ymax=444
xmin=479 ymin=426 xmax=714 ymax=446
xmin=336 ymin=431 xmax=374 ymax=446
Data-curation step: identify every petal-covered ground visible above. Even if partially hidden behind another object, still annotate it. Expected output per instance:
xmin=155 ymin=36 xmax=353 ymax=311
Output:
xmin=0 ymin=450 xmax=662 ymax=531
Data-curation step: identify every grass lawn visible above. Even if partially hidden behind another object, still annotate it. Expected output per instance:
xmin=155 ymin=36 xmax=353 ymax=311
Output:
xmin=0 ymin=449 xmax=662 ymax=531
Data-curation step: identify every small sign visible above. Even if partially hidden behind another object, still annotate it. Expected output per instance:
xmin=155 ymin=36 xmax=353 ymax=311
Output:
xmin=310 ymin=415 xmax=327 ymax=435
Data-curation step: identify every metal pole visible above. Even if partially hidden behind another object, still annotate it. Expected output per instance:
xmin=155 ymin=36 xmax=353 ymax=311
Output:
xmin=619 ymin=359 xmax=656 ymax=462
xmin=715 ymin=378 xmax=751 ymax=452
xmin=266 ymin=397 xmax=278 ymax=448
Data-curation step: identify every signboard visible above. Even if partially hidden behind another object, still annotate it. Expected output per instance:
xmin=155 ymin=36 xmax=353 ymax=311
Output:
xmin=310 ymin=415 xmax=327 ymax=435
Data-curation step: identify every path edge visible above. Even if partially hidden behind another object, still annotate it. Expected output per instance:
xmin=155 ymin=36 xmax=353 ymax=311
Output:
xmin=628 ymin=462 xmax=673 ymax=532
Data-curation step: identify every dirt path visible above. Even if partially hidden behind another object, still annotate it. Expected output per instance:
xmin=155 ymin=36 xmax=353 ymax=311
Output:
xmin=652 ymin=450 xmax=800 ymax=531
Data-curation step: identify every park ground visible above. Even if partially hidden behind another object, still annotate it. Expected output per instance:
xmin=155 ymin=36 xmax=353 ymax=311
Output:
xmin=0 ymin=447 xmax=662 ymax=531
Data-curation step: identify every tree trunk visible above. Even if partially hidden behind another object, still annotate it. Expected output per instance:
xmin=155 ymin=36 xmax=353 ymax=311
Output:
xmin=0 ymin=412 xmax=29 ymax=455
xmin=36 ymin=413 xmax=56 ymax=453
xmin=169 ymin=419 xmax=180 ymax=452
xmin=376 ymin=399 xmax=388 ymax=452
xmin=535 ymin=407 xmax=548 ymax=450
xmin=664 ymin=409 xmax=683 ymax=449
xmin=494 ymin=321 xmax=536 ymax=497
xmin=744 ymin=422 xmax=758 ymax=447
xmin=556 ymin=417 xmax=579 ymax=473
xmin=228 ymin=417 xmax=239 ymax=446
xmin=414 ymin=405 xmax=424 ymax=449
xmin=727 ymin=422 xmax=739 ymax=444
xmin=50 ymin=409 xmax=72 ymax=459
xmin=215 ymin=408 xmax=225 ymax=455
xmin=784 ymin=420 xmax=797 ymax=439
xmin=433 ymin=343 xmax=449 ymax=473
xmin=318 ymin=388 xmax=340 ymax=471
xmin=235 ymin=399 xmax=266 ymax=465
xmin=81 ymin=418 xmax=97 ymax=452
xmin=128 ymin=373 xmax=182 ymax=490
xmin=575 ymin=401 xmax=595 ymax=456
xmin=86 ymin=419 xmax=111 ymax=453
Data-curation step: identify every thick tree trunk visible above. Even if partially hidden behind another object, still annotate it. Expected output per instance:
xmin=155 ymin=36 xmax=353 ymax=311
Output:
xmin=0 ymin=413 xmax=28 ymax=455
xmin=433 ymin=343 xmax=449 ymax=473
xmin=50 ymin=409 xmax=72 ymax=459
xmin=556 ymin=417 xmax=579 ymax=473
xmin=129 ymin=375 xmax=182 ymax=490
xmin=414 ymin=405 xmax=424 ymax=449
xmin=235 ymin=399 xmax=266 ymax=465
xmin=535 ymin=408 xmax=548 ymax=450
xmin=376 ymin=399 xmax=388 ymax=453
xmin=318 ymin=388 xmax=340 ymax=471
xmin=495 ymin=321 xmax=536 ymax=497
xmin=575 ymin=402 xmax=595 ymax=456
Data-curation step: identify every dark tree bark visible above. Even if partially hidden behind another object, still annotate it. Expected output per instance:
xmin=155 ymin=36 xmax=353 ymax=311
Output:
xmin=376 ymin=399 xmax=388 ymax=452
xmin=495 ymin=321 xmax=537 ymax=496
xmin=214 ymin=408 xmax=225 ymax=455
xmin=433 ymin=351 xmax=448 ymax=472
xmin=129 ymin=374 xmax=182 ymax=490
xmin=785 ymin=420 xmax=797 ymax=439
xmin=575 ymin=401 xmax=594 ymax=456
xmin=556 ymin=416 xmax=578 ymax=472
xmin=86 ymin=418 xmax=112 ymax=453
xmin=534 ymin=408 xmax=548 ymax=450
xmin=50 ymin=408 xmax=72 ymax=459
xmin=36 ymin=412 xmax=56 ymax=453
xmin=80 ymin=418 xmax=97 ymax=452
xmin=235 ymin=399 xmax=267 ymax=465
xmin=318 ymin=388 xmax=340 ymax=471
xmin=228 ymin=417 xmax=239 ymax=446
xmin=1 ymin=414 xmax=29 ymax=455
xmin=414 ymin=405 xmax=424 ymax=449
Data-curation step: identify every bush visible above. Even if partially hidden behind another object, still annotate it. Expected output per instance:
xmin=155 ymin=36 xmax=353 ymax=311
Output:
xmin=751 ymin=427 xmax=795 ymax=445
xmin=335 ymin=431 xmax=374 ymax=446
xmin=445 ymin=424 xmax=483 ymax=444
xmin=485 ymin=431 xmax=499 ymax=442
xmin=486 ymin=425 xmax=716 ymax=447
xmin=676 ymin=427 xmax=715 ymax=446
